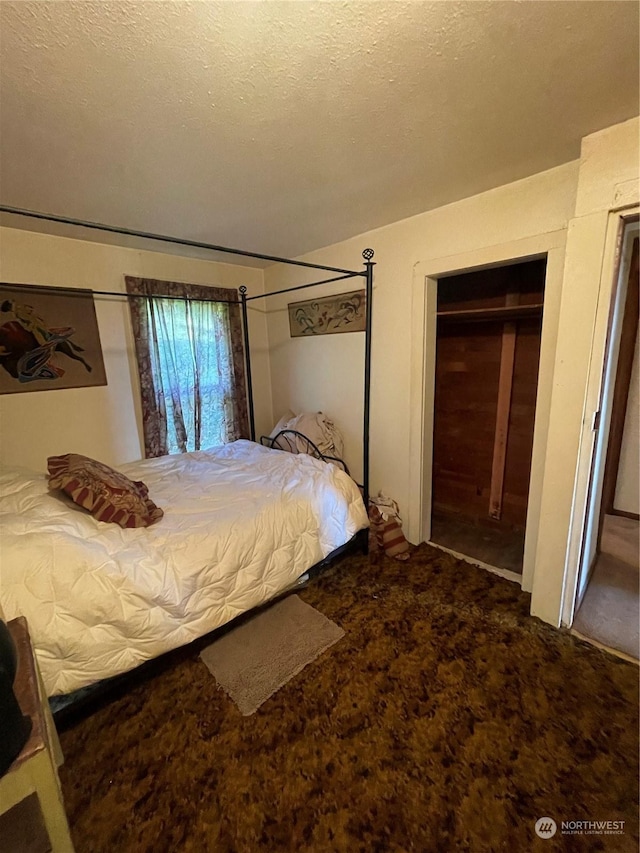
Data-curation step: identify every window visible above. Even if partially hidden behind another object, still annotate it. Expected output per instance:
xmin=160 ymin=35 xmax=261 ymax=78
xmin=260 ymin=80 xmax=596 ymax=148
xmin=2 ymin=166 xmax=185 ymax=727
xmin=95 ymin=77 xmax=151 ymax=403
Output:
xmin=126 ymin=277 xmax=248 ymax=457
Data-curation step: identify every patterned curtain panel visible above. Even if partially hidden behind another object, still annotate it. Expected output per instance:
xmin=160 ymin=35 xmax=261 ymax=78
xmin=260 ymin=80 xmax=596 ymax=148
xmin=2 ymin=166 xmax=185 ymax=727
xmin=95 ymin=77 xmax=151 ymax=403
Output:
xmin=126 ymin=277 xmax=249 ymax=458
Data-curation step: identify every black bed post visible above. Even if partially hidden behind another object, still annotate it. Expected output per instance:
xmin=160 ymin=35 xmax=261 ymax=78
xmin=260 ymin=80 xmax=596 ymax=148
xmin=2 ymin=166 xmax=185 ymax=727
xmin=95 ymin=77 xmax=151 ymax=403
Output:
xmin=362 ymin=249 xmax=375 ymax=512
xmin=239 ymin=286 xmax=256 ymax=441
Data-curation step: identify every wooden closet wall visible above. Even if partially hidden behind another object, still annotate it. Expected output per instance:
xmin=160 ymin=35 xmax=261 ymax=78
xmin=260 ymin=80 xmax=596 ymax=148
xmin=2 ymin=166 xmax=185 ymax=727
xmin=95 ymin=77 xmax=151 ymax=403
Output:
xmin=432 ymin=259 xmax=546 ymax=539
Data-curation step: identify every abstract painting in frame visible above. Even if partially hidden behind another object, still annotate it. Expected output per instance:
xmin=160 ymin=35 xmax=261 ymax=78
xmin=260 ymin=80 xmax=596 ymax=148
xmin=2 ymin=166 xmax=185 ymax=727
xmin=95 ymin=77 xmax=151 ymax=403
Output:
xmin=288 ymin=289 xmax=366 ymax=337
xmin=0 ymin=284 xmax=107 ymax=394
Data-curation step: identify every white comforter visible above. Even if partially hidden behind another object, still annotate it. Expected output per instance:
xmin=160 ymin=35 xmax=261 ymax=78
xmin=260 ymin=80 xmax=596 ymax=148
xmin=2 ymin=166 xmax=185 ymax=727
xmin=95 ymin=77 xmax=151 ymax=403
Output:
xmin=0 ymin=440 xmax=368 ymax=696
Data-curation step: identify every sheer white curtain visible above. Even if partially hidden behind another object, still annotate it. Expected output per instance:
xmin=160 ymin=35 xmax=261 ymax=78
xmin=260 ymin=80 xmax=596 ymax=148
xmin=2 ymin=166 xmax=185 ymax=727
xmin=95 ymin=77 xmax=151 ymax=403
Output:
xmin=147 ymin=297 xmax=238 ymax=453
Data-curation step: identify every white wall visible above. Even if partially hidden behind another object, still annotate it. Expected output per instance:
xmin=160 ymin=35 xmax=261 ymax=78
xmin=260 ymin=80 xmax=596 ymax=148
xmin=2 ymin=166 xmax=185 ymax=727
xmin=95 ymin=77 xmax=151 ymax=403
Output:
xmin=0 ymin=227 xmax=271 ymax=472
xmin=615 ymin=328 xmax=639 ymax=515
xmin=265 ymin=160 xmax=579 ymax=514
xmin=265 ymin=278 xmax=369 ymax=483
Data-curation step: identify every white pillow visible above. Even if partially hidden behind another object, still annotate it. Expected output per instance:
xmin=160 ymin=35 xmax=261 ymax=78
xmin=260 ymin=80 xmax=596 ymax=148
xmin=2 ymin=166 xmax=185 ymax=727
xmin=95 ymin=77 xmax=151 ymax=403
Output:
xmin=283 ymin=412 xmax=344 ymax=459
xmin=269 ymin=409 xmax=296 ymax=439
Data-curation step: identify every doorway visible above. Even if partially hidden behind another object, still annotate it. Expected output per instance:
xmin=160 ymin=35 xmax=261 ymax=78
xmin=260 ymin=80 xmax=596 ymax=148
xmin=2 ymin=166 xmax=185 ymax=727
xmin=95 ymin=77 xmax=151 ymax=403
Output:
xmin=429 ymin=259 xmax=546 ymax=575
xmin=572 ymin=223 xmax=639 ymax=659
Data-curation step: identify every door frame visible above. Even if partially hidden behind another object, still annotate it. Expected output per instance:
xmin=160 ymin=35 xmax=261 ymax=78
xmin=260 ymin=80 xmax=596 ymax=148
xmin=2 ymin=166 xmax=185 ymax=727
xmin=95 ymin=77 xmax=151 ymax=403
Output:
xmin=408 ymin=230 xmax=567 ymax=591
xmin=561 ymin=212 xmax=639 ymax=626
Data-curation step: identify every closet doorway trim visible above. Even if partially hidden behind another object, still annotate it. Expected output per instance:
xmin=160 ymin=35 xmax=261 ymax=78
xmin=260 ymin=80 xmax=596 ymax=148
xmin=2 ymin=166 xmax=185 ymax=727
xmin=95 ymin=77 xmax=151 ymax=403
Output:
xmin=408 ymin=230 xmax=567 ymax=593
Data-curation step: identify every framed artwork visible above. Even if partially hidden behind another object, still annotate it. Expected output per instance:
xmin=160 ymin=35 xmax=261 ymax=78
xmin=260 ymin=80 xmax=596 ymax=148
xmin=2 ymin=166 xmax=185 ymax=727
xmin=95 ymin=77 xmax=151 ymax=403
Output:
xmin=288 ymin=289 xmax=366 ymax=337
xmin=0 ymin=284 xmax=107 ymax=394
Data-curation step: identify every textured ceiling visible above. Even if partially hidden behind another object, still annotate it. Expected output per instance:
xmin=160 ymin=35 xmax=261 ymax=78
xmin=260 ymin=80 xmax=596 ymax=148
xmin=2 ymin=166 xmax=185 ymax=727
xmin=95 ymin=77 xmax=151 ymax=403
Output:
xmin=0 ymin=1 xmax=638 ymax=262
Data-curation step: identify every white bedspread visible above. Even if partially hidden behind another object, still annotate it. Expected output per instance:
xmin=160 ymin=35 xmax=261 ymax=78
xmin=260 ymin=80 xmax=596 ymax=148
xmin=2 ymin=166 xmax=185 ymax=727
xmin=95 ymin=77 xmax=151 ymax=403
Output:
xmin=0 ymin=440 xmax=368 ymax=696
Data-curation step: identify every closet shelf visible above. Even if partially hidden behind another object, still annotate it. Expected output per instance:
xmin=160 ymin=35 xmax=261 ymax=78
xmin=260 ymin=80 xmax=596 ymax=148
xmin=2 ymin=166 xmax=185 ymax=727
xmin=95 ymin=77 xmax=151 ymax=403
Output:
xmin=436 ymin=303 xmax=544 ymax=323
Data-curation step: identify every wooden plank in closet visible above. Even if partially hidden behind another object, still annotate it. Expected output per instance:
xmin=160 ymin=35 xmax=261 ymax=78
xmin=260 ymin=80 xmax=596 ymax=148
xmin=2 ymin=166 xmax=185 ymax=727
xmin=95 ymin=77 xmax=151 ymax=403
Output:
xmin=436 ymin=303 xmax=543 ymax=323
xmin=502 ymin=317 xmax=543 ymax=527
xmin=488 ymin=292 xmax=519 ymax=521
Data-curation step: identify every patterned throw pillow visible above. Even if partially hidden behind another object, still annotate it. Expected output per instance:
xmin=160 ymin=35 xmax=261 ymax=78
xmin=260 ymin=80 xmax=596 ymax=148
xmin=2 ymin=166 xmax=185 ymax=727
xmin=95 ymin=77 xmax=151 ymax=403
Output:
xmin=47 ymin=454 xmax=164 ymax=528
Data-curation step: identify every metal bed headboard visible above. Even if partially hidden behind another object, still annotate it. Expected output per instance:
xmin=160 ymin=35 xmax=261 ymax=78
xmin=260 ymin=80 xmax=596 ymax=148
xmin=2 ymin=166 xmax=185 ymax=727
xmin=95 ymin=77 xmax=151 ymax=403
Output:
xmin=0 ymin=205 xmax=374 ymax=507
xmin=259 ymin=429 xmax=351 ymax=477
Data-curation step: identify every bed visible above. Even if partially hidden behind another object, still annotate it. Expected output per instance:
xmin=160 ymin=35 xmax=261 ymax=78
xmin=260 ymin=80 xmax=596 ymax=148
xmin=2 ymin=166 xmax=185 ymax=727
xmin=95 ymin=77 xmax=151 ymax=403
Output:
xmin=0 ymin=440 xmax=368 ymax=697
xmin=0 ymin=209 xmax=375 ymax=704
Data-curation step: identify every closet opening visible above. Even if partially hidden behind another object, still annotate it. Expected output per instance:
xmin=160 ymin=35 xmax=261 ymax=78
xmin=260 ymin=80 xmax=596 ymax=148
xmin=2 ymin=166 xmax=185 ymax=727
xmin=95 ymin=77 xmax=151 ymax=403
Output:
xmin=429 ymin=258 xmax=547 ymax=576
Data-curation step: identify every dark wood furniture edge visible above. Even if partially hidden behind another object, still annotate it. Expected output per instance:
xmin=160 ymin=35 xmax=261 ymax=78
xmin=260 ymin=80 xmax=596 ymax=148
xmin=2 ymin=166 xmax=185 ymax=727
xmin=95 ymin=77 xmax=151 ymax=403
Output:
xmin=7 ymin=618 xmax=45 ymax=769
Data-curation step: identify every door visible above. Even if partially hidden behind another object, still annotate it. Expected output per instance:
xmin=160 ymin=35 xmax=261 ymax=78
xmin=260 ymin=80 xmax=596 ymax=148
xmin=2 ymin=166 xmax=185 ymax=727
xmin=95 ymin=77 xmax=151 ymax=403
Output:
xmin=574 ymin=228 xmax=639 ymax=610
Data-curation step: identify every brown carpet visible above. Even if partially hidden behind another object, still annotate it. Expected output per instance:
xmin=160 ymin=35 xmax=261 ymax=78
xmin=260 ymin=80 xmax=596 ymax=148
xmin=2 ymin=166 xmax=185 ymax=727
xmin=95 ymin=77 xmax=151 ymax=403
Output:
xmin=199 ymin=595 xmax=345 ymax=715
xmin=573 ymin=552 xmax=639 ymax=659
xmin=58 ymin=544 xmax=639 ymax=852
xmin=601 ymin=514 xmax=639 ymax=569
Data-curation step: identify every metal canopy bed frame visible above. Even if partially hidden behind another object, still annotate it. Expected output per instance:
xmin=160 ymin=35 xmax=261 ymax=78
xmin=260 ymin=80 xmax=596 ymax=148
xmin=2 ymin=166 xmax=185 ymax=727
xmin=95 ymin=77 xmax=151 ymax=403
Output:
xmin=0 ymin=204 xmax=374 ymax=508
xmin=1 ymin=205 xmax=374 ymax=721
